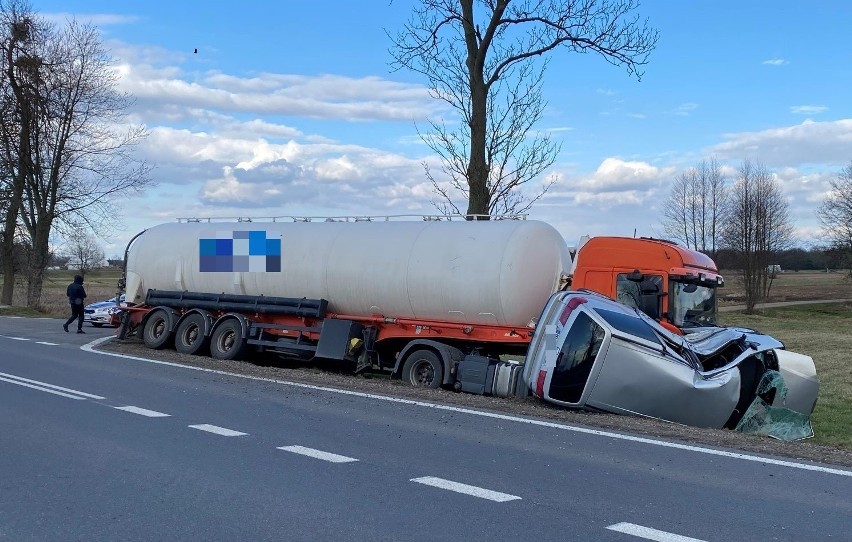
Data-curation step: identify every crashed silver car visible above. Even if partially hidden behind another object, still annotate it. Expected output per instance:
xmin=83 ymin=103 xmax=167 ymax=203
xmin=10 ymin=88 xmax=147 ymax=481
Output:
xmin=521 ymin=291 xmax=819 ymax=439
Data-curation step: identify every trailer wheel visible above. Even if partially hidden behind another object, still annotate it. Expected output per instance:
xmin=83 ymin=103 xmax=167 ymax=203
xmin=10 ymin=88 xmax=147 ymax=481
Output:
xmin=210 ymin=319 xmax=246 ymax=360
xmin=174 ymin=313 xmax=208 ymax=355
xmin=402 ymin=350 xmax=443 ymax=389
xmin=142 ymin=309 xmax=172 ymax=349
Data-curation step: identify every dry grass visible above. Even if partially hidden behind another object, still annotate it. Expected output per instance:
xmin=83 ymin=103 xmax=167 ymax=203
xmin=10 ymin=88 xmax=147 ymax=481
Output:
xmin=0 ymin=269 xmax=122 ymax=317
xmin=718 ymin=270 xmax=852 ymax=305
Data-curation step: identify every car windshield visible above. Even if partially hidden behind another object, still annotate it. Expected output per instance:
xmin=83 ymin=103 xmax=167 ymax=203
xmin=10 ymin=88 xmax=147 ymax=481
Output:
xmin=670 ymin=281 xmax=717 ymax=327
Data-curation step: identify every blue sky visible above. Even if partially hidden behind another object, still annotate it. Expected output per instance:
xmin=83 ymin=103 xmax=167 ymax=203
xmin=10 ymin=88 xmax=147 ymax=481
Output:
xmin=34 ymin=1 xmax=852 ymax=256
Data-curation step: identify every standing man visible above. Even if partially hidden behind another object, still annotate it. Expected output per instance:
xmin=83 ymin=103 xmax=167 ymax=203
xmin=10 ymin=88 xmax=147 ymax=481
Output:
xmin=63 ymin=274 xmax=87 ymax=333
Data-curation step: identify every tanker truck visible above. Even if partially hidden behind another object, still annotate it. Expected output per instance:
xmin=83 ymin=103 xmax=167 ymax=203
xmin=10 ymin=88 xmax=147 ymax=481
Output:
xmin=118 ymin=217 xmax=571 ymax=385
xmin=114 ymin=216 xmax=818 ymax=433
xmin=116 ymin=216 xmax=723 ymax=381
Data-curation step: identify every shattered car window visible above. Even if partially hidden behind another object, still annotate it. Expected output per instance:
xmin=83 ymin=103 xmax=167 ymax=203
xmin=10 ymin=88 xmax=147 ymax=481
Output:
xmin=735 ymin=370 xmax=814 ymax=441
xmin=549 ymin=312 xmax=605 ymax=403
xmin=594 ymin=308 xmax=661 ymax=347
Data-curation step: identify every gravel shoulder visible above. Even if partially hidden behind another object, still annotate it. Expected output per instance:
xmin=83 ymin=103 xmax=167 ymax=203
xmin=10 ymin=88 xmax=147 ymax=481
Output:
xmin=95 ymin=336 xmax=852 ymax=470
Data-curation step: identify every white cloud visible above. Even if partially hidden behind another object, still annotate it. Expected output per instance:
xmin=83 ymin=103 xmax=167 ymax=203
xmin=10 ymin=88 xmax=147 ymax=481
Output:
xmin=790 ymin=105 xmax=828 ymax=115
xmin=43 ymin=12 xmax=139 ymax=26
xmin=596 ymin=88 xmax=617 ymax=96
xmin=674 ymin=103 xmax=699 ymax=116
xmin=544 ymin=158 xmax=675 ymax=207
xmin=708 ymin=119 xmax=852 ymax=167
xmin=116 ymin=61 xmax=438 ymax=121
xmin=762 ymin=58 xmax=788 ymax=66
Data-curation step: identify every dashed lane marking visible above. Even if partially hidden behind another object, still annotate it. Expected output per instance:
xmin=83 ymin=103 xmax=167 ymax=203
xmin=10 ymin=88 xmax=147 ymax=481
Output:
xmin=606 ymin=522 xmax=706 ymax=542
xmin=114 ymin=405 xmax=171 ymax=417
xmin=410 ymin=476 xmax=521 ymax=502
xmin=277 ymin=445 xmax=358 ymax=463
xmin=35 ymin=341 xmax=59 ymax=346
xmin=0 ymin=371 xmax=105 ymax=400
xmin=189 ymin=424 xmax=247 ymax=437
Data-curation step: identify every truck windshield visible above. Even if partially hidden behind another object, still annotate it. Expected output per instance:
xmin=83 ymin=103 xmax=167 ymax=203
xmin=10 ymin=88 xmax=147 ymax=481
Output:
xmin=670 ymin=281 xmax=717 ymax=327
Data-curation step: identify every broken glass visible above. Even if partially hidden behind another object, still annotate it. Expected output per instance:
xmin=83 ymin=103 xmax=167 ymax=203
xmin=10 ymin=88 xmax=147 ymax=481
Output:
xmin=735 ymin=370 xmax=814 ymax=441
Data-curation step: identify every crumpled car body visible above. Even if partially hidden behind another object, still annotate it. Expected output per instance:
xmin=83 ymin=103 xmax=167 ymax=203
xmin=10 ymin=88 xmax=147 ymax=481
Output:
xmin=522 ymin=291 xmax=819 ymax=433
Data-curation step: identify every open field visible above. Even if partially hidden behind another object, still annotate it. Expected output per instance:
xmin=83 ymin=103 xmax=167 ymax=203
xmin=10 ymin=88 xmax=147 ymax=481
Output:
xmin=718 ymin=269 xmax=852 ymax=305
xmin=0 ymin=268 xmax=122 ymax=317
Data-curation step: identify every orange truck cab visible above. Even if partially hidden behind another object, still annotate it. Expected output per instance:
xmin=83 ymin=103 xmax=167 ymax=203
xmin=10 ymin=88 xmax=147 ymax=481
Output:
xmin=569 ymin=236 xmax=724 ymax=334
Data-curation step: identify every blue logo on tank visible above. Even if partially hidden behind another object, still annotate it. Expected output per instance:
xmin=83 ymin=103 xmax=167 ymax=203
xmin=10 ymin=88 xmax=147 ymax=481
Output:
xmin=199 ymin=230 xmax=281 ymax=272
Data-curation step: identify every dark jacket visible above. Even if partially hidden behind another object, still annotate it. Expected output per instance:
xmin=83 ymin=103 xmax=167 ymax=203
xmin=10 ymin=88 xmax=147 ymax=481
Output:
xmin=66 ymin=275 xmax=87 ymax=305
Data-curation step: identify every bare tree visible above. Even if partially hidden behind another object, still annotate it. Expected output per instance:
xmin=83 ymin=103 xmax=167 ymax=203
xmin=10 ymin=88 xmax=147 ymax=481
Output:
xmin=0 ymin=0 xmax=41 ymax=304
xmin=722 ymin=160 xmax=794 ymax=313
xmin=62 ymin=230 xmax=104 ymax=275
xmin=817 ymin=161 xmax=852 ymax=276
xmin=390 ymin=0 xmax=658 ymax=218
xmin=0 ymin=4 xmax=151 ymax=308
xmin=662 ymin=157 xmax=728 ymax=258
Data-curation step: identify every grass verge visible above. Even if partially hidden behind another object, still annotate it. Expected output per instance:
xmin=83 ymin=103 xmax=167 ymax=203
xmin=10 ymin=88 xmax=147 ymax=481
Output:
xmin=720 ymin=303 xmax=852 ymax=448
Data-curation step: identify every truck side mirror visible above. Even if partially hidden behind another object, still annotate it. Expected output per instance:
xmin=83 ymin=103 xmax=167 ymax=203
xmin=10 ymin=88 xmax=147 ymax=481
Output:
xmin=626 ymin=269 xmax=644 ymax=282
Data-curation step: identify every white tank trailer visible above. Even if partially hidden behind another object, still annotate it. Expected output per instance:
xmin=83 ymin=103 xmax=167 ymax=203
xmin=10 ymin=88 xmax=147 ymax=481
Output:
xmin=125 ymin=220 xmax=572 ymax=328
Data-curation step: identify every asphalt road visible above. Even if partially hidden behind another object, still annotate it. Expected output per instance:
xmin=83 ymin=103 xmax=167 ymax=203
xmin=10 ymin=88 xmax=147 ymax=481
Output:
xmin=1 ymin=316 xmax=851 ymax=542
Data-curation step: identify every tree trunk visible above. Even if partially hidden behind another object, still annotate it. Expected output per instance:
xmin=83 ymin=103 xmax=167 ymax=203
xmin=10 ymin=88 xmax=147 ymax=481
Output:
xmin=0 ymin=172 xmax=26 ymax=305
xmin=25 ymin=217 xmax=51 ymax=309
xmin=1 ymin=220 xmax=18 ymax=304
xmin=465 ymin=71 xmax=489 ymax=218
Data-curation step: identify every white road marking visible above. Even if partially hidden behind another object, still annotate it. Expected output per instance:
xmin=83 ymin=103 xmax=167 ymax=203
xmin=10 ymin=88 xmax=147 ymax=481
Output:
xmin=8 ymin=337 xmax=29 ymax=341
xmin=277 ymin=445 xmax=358 ymax=463
xmin=84 ymin=337 xmax=852 ymax=478
xmin=411 ymin=476 xmax=521 ymax=502
xmin=114 ymin=405 xmax=171 ymax=417
xmin=189 ymin=424 xmax=247 ymax=437
xmin=0 ymin=376 xmax=86 ymax=399
xmin=0 ymin=371 xmax=105 ymax=399
xmin=606 ymin=522 xmax=706 ymax=542
xmin=35 ymin=341 xmax=59 ymax=346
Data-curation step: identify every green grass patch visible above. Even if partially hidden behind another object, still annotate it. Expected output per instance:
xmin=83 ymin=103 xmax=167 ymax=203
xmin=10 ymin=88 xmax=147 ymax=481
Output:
xmin=720 ymin=303 xmax=852 ymax=448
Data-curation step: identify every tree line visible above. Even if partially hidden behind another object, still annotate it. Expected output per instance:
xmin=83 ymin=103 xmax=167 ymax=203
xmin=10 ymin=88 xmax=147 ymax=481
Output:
xmin=661 ymin=158 xmax=852 ymax=312
xmin=0 ymin=0 xmax=150 ymax=309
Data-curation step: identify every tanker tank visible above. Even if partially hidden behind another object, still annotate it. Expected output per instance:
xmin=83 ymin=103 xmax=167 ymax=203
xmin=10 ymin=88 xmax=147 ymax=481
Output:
xmin=125 ymin=219 xmax=571 ymax=328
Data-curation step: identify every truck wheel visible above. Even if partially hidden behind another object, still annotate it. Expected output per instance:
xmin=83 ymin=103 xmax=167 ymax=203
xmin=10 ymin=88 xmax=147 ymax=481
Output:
xmin=174 ymin=313 xmax=208 ymax=355
xmin=210 ymin=319 xmax=246 ymax=360
xmin=142 ymin=309 xmax=172 ymax=349
xmin=402 ymin=350 xmax=443 ymax=389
